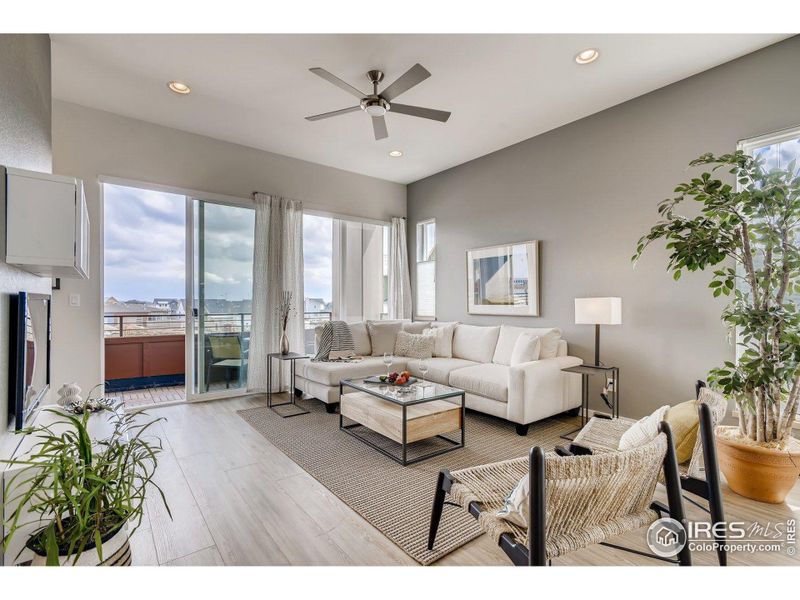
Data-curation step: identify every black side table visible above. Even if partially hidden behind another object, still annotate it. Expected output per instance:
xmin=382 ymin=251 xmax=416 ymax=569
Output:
xmin=560 ymin=364 xmax=620 ymax=441
xmin=267 ymin=352 xmax=310 ymax=417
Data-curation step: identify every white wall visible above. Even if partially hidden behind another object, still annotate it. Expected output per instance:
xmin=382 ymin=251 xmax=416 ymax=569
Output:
xmin=51 ymin=100 xmax=406 ymax=394
xmin=0 ymin=35 xmax=53 ymax=456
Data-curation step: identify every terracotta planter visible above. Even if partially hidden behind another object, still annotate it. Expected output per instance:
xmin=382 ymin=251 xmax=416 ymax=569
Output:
xmin=716 ymin=426 xmax=800 ymax=504
xmin=29 ymin=523 xmax=131 ymax=566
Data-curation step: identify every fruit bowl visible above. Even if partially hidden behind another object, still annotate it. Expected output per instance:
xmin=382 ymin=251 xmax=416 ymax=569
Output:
xmin=365 ymin=371 xmax=417 ymax=387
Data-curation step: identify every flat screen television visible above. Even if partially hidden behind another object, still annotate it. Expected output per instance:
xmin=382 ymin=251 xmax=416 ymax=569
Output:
xmin=8 ymin=292 xmax=51 ymax=430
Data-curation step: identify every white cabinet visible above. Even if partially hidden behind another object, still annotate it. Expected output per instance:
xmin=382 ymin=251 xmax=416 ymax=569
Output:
xmin=3 ymin=166 xmax=90 ymax=279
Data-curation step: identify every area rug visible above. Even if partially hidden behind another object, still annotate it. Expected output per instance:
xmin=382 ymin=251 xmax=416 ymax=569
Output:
xmin=237 ymin=399 xmax=576 ymax=564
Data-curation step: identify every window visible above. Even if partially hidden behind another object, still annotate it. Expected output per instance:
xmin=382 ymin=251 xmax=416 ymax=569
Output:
xmin=739 ymin=126 xmax=800 ymax=309
xmin=302 ymin=213 xmax=390 ymax=352
xmin=416 ymin=219 xmax=436 ymax=318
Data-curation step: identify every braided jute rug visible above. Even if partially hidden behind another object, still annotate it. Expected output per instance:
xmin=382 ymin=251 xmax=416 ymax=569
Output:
xmin=238 ymin=398 xmax=576 ymax=565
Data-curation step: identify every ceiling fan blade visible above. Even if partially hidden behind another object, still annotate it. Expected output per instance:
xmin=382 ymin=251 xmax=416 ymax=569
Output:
xmin=372 ymin=115 xmax=388 ymax=140
xmin=389 ymin=103 xmax=451 ymax=123
xmin=380 ymin=63 xmax=431 ymax=102
xmin=309 ymin=67 xmax=366 ymax=99
xmin=305 ymin=106 xmax=362 ymax=121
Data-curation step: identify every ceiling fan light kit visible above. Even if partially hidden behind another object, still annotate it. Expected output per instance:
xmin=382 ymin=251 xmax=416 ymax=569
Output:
xmin=305 ymin=63 xmax=451 ymax=140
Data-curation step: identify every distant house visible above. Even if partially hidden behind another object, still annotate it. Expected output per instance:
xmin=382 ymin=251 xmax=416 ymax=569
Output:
xmin=305 ymin=297 xmax=327 ymax=313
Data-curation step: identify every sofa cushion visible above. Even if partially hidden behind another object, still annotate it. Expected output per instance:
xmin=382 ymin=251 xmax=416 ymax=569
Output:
xmin=492 ymin=325 xmax=562 ymax=364
xmin=449 ymin=363 xmax=509 ymax=403
xmin=423 ymin=322 xmax=457 ymax=358
xmin=406 ymin=357 xmax=478 ymax=385
xmin=297 ymin=356 xmax=408 ymax=387
xmin=401 ymin=321 xmax=431 ymax=334
xmin=510 ymin=333 xmax=541 ymax=366
xmin=367 ymin=320 xmax=403 ymax=356
xmin=349 ymin=322 xmax=372 ymax=356
xmin=452 ymin=324 xmax=501 ymax=363
xmin=394 ymin=331 xmax=434 ymax=359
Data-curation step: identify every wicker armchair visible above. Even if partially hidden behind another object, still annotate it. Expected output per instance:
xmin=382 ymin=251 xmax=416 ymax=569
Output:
xmin=428 ymin=423 xmax=692 ymax=566
xmin=570 ymin=383 xmax=727 ymax=565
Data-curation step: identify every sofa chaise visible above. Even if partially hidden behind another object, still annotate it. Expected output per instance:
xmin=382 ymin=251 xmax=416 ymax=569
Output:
xmin=294 ymin=321 xmax=583 ymax=435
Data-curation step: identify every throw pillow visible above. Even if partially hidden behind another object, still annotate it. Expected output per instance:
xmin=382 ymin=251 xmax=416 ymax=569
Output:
xmin=367 ymin=320 xmax=403 ymax=356
xmin=618 ymin=405 xmax=670 ymax=450
xmin=510 ymin=333 xmax=541 ymax=366
xmin=401 ymin=321 xmax=431 ymax=334
xmin=665 ymin=399 xmax=701 ymax=463
xmin=423 ymin=322 xmax=457 ymax=358
xmin=349 ymin=322 xmax=372 ymax=356
xmin=394 ymin=331 xmax=434 ymax=359
xmin=497 ymin=473 xmax=530 ymax=528
xmin=538 ymin=329 xmax=563 ymax=359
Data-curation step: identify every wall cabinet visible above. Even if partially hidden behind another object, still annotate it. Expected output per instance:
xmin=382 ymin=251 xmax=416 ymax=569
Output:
xmin=2 ymin=166 xmax=90 ymax=279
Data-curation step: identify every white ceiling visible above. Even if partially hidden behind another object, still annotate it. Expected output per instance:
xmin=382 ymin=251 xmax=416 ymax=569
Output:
xmin=51 ymin=34 xmax=788 ymax=184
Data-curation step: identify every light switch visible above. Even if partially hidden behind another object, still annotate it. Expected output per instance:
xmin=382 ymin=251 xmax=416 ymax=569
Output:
xmin=69 ymin=293 xmax=80 ymax=307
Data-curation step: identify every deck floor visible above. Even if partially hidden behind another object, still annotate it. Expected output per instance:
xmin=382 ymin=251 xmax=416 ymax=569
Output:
xmin=116 ymin=383 xmax=235 ymax=408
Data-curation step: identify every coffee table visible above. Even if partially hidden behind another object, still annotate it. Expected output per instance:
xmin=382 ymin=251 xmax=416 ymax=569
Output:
xmin=339 ymin=377 xmax=466 ymax=466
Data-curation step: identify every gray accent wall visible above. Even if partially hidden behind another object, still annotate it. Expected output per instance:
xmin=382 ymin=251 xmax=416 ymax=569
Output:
xmin=407 ymin=36 xmax=800 ymax=418
xmin=0 ymin=35 xmax=53 ymax=451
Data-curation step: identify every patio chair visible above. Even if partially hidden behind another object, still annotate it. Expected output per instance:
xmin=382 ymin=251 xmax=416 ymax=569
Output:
xmin=205 ymin=333 xmax=246 ymax=391
xmin=428 ymin=423 xmax=692 ymax=566
xmin=569 ymin=382 xmax=727 ymax=565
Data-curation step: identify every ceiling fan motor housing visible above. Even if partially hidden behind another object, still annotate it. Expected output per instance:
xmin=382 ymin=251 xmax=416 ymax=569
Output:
xmin=361 ymin=96 xmax=390 ymax=117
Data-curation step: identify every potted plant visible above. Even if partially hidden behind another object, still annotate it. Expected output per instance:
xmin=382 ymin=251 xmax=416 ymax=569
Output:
xmin=3 ymin=406 xmax=170 ymax=565
xmin=634 ymin=150 xmax=800 ymax=503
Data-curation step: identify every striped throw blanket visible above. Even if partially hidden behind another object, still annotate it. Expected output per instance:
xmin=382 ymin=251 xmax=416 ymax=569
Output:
xmin=313 ymin=320 xmax=356 ymax=362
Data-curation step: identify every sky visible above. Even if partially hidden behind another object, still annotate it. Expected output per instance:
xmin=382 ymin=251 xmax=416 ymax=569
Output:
xmin=104 ymin=183 xmax=333 ymax=304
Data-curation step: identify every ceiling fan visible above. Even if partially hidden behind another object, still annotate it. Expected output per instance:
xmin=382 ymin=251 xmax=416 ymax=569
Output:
xmin=305 ymin=63 xmax=451 ymax=140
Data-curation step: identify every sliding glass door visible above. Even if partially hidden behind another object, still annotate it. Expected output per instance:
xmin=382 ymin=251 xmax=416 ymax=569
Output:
xmin=187 ymin=198 xmax=255 ymax=400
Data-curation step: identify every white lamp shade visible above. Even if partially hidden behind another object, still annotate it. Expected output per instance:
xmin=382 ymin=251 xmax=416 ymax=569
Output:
xmin=575 ymin=297 xmax=622 ymax=325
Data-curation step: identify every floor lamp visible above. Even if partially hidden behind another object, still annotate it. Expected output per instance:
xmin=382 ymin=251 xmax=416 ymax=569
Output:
xmin=574 ymin=297 xmax=622 ymax=366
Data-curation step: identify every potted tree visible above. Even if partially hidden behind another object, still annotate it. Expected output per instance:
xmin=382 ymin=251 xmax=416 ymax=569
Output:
xmin=3 ymin=407 xmax=170 ymax=565
xmin=634 ymin=150 xmax=800 ymax=503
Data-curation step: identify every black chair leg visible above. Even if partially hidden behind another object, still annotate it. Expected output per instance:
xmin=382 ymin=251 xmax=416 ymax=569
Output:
xmin=660 ymin=422 xmax=692 ymax=566
xmin=515 ymin=423 xmax=530 ymax=436
xmin=428 ymin=469 xmax=451 ymax=550
xmin=699 ymin=403 xmax=727 ymax=566
xmin=528 ymin=447 xmax=547 ymax=566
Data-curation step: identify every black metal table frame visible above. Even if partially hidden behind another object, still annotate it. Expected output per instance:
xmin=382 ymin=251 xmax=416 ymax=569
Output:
xmin=338 ymin=380 xmax=466 ymax=466
xmin=267 ymin=353 xmax=310 ymax=418
xmin=560 ymin=365 xmax=620 ymax=441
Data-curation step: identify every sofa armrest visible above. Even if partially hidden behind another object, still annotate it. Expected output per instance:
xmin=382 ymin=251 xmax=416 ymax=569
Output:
xmin=507 ymin=356 xmax=583 ymax=425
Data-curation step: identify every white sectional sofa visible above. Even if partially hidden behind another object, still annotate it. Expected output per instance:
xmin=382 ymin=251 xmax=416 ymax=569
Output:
xmin=294 ymin=321 xmax=583 ymax=435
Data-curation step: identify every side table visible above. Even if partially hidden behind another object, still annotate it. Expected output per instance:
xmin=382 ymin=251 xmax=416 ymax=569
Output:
xmin=267 ymin=352 xmax=310 ymax=417
xmin=560 ymin=364 xmax=620 ymax=441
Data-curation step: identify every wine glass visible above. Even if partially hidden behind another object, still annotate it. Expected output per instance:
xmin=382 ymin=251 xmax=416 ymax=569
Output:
xmin=418 ymin=358 xmax=429 ymax=385
xmin=383 ymin=352 xmax=393 ymax=379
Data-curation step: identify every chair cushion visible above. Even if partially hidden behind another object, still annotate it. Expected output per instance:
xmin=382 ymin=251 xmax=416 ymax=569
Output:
xmin=394 ymin=331 xmax=434 ymax=359
xmin=452 ymin=324 xmax=501 ymax=363
xmin=664 ymin=399 xmax=700 ymax=463
xmin=423 ymin=322 xmax=456 ymax=358
xmin=349 ymin=322 xmax=372 ymax=356
xmin=367 ymin=320 xmax=403 ymax=356
xmin=406 ymin=357 xmax=478 ymax=384
xmin=449 ymin=363 xmax=509 ymax=403
xmin=208 ymin=335 xmax=241 ymax=359
xmin=510 ymin=333 xmax=541 ymax=366
xmin=297 ymin=356 xmax=408 ymax=387
xmin=619 ymin=405 xmax=669 ymax=450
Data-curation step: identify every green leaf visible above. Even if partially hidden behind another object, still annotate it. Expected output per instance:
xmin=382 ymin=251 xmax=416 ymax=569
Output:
xmin=45 ymin=524 xmax=60 ymax=566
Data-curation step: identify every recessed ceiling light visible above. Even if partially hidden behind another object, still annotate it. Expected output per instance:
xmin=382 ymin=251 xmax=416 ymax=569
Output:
xmin=167 ymin=81 xmax=191 ymax=95
xmin=574 ymin=48 xmax=600 ymax=65
xmin=389 ymin=150 xmax=403 ymax=157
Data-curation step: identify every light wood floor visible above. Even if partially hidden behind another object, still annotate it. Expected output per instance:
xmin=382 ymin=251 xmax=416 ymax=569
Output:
xmin=117 ymin=383 xmax=233 ymax=408
xmin=129 ymin=394 xmax=800 ymax=566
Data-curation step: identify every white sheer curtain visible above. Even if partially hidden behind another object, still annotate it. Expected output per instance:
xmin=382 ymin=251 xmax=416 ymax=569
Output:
xmin=388 ymin=217 xmax=412 ymax=320
xmin=247 ymin=193 xmax=304 ymax=393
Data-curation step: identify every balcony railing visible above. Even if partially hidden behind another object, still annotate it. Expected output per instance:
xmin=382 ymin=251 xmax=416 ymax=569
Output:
xmin=104 ymin=311 xmax=332 ymax=339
